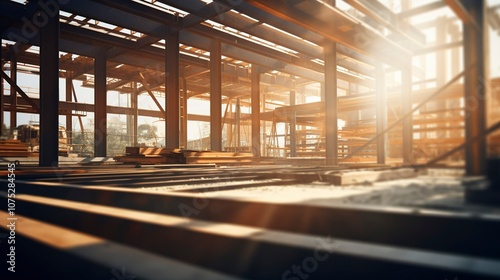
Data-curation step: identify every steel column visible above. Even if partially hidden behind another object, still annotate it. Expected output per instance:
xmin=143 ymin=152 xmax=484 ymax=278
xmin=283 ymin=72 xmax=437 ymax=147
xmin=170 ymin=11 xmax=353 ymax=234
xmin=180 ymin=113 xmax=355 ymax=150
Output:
xmin=376 ymin=62 xmax=386 ymax=164
xmin=462 ymin=0 xmax=486 ymax=175
xmin=39 ymin=1 xmax=60 ymax=167
xmin=132 ymin=82 xmax=138 ymax=147
xmin=402 ymin=62 xmax=413 ymax=164
xmin=126 ymin=82 xmax=137 ymax=147
xmin=94 ymin=49 xmax=107 ymax=157
xmin=9 ymin=50 xmax=16 ymax=131
xmin=251 ymin=64 xmax=260 ymax=157
xmin=324 ymin=41 xmax=338 ymax=165
xmin=165 ymin=29 xmax=180 ymax=149
xmin=0 ymin=38 xmax=3 ymax=136
xmin=289 ymin=90 xmax=297 ymax=158
xmin=66 ymin=72 xmax=73 ymax=144
xmin=210 ymin=40 xmax=222 ymax=151
xmin=180 ymin=70 xmax=188 ymax=149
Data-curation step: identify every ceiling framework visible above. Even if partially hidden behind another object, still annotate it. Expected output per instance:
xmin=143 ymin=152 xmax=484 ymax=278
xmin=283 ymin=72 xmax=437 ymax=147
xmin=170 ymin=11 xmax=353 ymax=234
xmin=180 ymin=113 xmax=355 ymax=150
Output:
xmin=0 ymin=0 xmax=498 ymax=174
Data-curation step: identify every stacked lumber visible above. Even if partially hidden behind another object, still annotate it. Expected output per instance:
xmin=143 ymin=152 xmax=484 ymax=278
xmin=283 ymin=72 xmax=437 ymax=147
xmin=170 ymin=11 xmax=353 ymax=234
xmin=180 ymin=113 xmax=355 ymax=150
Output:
xmin=113 ymin=147 xmax=185 ymax=164
xmin=184 ymin=151 xmax=254 ymax=164
xmin=113 ymin=147 xmax=254 ymax=165
xmin=0 ymin=139 xmax=31 ymax=157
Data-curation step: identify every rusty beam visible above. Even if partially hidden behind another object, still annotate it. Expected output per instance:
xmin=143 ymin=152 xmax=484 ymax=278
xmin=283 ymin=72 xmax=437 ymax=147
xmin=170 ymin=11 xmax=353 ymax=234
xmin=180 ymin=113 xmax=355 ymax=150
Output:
xmin=0 ymin=70 xmax=40 ymax=114
xmin=139 ymin=72 xmax=166 ymax=117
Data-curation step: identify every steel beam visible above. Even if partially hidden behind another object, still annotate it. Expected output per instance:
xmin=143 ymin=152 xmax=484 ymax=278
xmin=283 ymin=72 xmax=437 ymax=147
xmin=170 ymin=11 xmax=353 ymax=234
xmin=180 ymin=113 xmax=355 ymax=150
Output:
xmin=245 ymin=0 xmax=410 ymax=68
xmin=180 ymin=72 xmax=188 ymax=148
xmin=138 ymin=72 xmax=166 ymax=117
xmin=165 ymin=29 xmax=180 ymax=149
xmin=251 ymin=64 xmax=260 ymax=157
xmin=39 ymin=1 xmax=59 ymax=167
xmin=4 ymin=95 xmax=214 ymax=123
xmin=462 ymin=0 xmax=486 ymax=175
xmin=445 ymin=0 xmax=480 ymax=30
xmin=324 ymin=41 xmax=338 ymax=165
xmin=0 ymin=70 xmax=40 ymax=113
xmin=132 ymin=82 xmax=138 ymax=146
xmin=289 ymin=90 xmax=297 ymax=158
xmin=397 ymin=1 xmax=446 ymax=19
xmin=65 ymin=72 xmax=72 ymax=144
xmin=210 ymin=40 xmax=222 ymax=151
xmin=376 ymin=62 xmax=386 ymax=164
xmin=402 ymin=63 xmax=413 ymax=164
xmin=0 ymin=39 xmax=3 ymax=135
xmin=9 ymin=51 xmax=16 ymax=131
xmin=94 ymin=49 xmax=107 ymax=157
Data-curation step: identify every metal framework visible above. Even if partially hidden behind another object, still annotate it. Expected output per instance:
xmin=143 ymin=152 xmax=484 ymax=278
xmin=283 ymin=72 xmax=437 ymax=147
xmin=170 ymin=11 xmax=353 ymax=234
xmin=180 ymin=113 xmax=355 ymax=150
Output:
xmin=0 ymin=0 xmax=498 ymax=174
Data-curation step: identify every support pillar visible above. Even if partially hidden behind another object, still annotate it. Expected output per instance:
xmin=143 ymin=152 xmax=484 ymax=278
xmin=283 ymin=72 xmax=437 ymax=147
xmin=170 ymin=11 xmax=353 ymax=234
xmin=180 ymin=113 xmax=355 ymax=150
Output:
xmin=10 ymin=50 xmax=16 ymax=132
xmin=324 ymin=41 xmax=338 ymax=165
xmin=251 ymin=64 xmax=261 ymax=157
xmin=94 ymin=49 xmax=107 ymax=157
xmin=289 ymin=90 xmax=297 ymax=157
xmin=66 ymin=72 xmax=73 ymax=144
xmin=402 ymin=62 xmax=413 ymax=164
xmin=165 ymin=29 xmax=180 ymax=149
xmin=127 ymin=82 xmax=138 ymax=147
xmin=0 ymin=38 xmax=3 ymax=136
xmin=180 ymin=69 xmax=188 ymax=148
xmin=462 ymin=0 xmax=486 ymax=175
xmin=132 ymin=82 xmax=138 ymax=146
xmin=376 ymin=62 xmax=386 ymax=164
xmin=39 ymin=1 xmax=60 ymax=166
xmin=235 ymin=98 xmax=241 ymax=147
xmin=210 ymin=40 xmax=222 ymax=151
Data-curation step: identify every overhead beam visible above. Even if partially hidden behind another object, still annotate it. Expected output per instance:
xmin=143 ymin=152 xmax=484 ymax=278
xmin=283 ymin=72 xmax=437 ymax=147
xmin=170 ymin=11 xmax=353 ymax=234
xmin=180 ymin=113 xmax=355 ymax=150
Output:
xmin=397 ymin=2 xmax=446 ymax=19
xmin=3 ymin=95 xmax=214 ymax=122
xmin=245 ymin=0 xmax=410 ymax=68
xmin=444 ymin=0 xmax=480 ymax=30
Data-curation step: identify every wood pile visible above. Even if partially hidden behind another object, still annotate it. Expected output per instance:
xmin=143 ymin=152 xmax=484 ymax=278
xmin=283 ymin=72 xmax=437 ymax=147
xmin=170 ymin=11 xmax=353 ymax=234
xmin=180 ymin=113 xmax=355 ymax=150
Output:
xmin=0 ymin=139 xmax=33 ymax=157
xmin=113 ymin=147 xmax=254 ymax=165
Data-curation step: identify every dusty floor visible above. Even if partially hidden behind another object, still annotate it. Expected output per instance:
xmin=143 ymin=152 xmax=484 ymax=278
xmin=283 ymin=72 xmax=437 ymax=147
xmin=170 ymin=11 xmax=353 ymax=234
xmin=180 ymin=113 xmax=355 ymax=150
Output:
xmin=143 ymin=168 xmax=500 ymax=214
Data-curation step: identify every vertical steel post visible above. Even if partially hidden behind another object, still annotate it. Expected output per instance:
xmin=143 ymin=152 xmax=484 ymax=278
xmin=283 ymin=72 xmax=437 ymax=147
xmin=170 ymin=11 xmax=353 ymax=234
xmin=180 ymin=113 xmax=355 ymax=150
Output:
xmin=126 ymin=83 xmax=135 ymax=147
xmin=94 ymin=49 xmax=107 ymax=157
xmin=66 ymin=72 xmax=73 ymax=145
xmin=251 ymin=64 xmax=261 ymax=157
xmin=39 ymin=1 xmax=60 ymax=166
xmin=0 ymin=37 xmax=3 ymax=135
xmin=376 ymin=62 xmax=386 ymax=164
xmin=462 ymin=0 xmax=486 ymax=175
xmin=289 ymin=90 xmax=297 ymax=157
xmin=180 ymin=69 xmax=188 ymax=149
xmin=165 ymin=28 xmax=180 ymax=149
xmin=402 ymin=62 xmax=413 ymax=164
xmin=324 ymin=41 xmax=338 ymax=165
xmin=132 ymin=81 xmax=138 ymax=147
xmin=210 ymin=40 xmax=222 ymax=151
xmin=10 ymin=49 xmax=16 ymax=132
